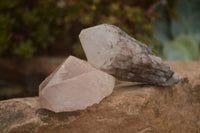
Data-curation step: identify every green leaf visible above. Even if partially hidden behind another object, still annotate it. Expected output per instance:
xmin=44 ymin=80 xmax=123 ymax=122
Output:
xmin=163 ymin=34 xmax=199 ymax=61
xmin=0 ymin=14 xmax=13 ymax=30
xmin=22 ymin=9 xmax=39 ymax=25
xmin=80 ymin=14 xmax=93 ymax=25
xmin=13 ymin=40 xmax=35 ymax=59
xmin=31 ymin=24 xmax=54 ymax=48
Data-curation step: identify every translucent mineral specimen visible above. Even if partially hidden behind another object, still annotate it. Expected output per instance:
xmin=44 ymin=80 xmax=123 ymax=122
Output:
xmin=39 ymin=56 xmax=115 ymax=112
xmin=79 ymin=24 xmax=180 ymax=86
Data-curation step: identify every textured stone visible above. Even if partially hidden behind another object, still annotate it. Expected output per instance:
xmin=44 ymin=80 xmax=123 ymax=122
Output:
xmin=39 ymin=56 xmax=115 ymax=113
xmin=79 ymin=24 xmax=180 ymax=86
xmin=0 ymin=61 xmax=200 ymax=133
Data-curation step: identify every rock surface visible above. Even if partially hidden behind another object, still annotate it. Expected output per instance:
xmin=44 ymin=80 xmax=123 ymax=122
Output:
xmin=39 ymin=56 xmax=115 ymax=112
xmin=0 ymin=61 xmax=200 ymax=133
xmin=79 ymin=24 xmax=180 ymax=86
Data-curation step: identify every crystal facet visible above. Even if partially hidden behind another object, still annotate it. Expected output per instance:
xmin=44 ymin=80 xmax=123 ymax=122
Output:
xmin=39 ymin=56 xmax=115 ymax=112
xmin=79 ymin=24 xmax=180 ymax=86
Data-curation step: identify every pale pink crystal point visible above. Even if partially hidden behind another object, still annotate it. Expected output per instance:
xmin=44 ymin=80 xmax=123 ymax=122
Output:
xmin=39 ymin=56 xmax=115 ymax=113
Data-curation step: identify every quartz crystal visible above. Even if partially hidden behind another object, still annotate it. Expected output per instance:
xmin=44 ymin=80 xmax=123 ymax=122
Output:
xmin=39 ymin=56 xmax=115 ymax=112
xmin=79 ymin=24 xmax=180 ymax=86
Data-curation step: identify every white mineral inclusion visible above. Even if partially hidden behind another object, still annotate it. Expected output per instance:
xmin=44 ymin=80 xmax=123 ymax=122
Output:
xmin=79 ymin=24 xmax=124 ymax=68
xmin=39 ymin=56 xmax=115 ymax=113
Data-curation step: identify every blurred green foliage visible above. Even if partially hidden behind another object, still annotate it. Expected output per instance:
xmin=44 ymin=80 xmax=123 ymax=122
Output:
xmin=154 ymin=0 xmax=200 ymax=60
xmin=0 ymin=0 xmax=199 ymax=60
xmin=0 ymin=0 xmax=160 ymax=59
xmin=163 ymin=35 xmax=199 ymax=60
